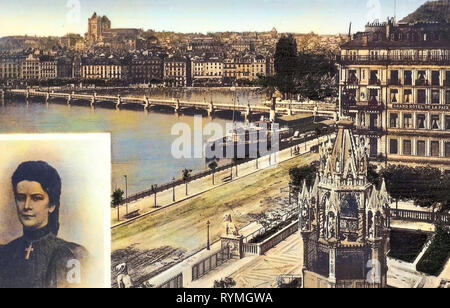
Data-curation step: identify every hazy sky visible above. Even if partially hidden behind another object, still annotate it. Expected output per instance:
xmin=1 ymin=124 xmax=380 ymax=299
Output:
xmin=0 ymin=0 xmax=429 ymax=37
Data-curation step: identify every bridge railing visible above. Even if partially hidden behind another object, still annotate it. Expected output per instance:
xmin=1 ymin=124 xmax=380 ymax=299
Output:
xmin=191 ymin=246 xmax=231 ymax=282
xmin=389 ymin=208 xmax=450 ymax=226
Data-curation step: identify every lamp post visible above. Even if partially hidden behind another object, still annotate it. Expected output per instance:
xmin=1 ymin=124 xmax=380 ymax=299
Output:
xmin=172 ymin=177 xmax=176 ymax=202
xmin=124 ymin=175 xmax=128 ymax=215
xmin=207 ymin=220 xmax=211 ymax=251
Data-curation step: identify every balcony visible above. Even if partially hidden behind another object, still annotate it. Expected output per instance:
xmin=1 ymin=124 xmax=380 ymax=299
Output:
xmin=355 ymin=126 xmax=385 ymax=137
xmin=347 ymin=77 xmax=359 ymax=86
xmin=404 ymin=79 xmax=413 ymax=86
xmin=348 ymin=100 xmax=385 ymax=112
xmin=369 ymin=97 xmax=381 ymax=107
xmin=388 ymin=79 xmax=401 ymax=86
xmin=337 ymin=55 xmax=450 ymax=65
xmin=415 ymin=79 xmax=430 ymax=87
xmin=369 ymin=78 xmax=381 ymax=86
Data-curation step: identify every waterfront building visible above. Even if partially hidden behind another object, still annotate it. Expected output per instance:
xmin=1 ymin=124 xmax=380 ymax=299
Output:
xmin=21 ymin=54 xmax=40 ymax=80
xmin=236 ymin=55 xmax=267 ymax=81
xmin=72 ymin=55 xmax=82 ymax=79
xmin=224 ymin=54 xmax=267 ymax=82
xmin=163 ymin=57 xmax=191 ymax=87
xmin=337 ymin=18 xmax=450 ymax=170
xmin=57 ymin=57 xmax=73 ymax=79
xmin=191 ymin=57 xmax=224 ymax=86
xmin=130 ymin=55 xmax=163 ymax=84
xmin=299 ymin=119 xmax=390 ymax=288
xmin=0 ymin=55 xmax=23 ymax=80
xmin=39 ymin=56 xmax=58 ymax=80
xmin=81 ymin=56 xmax=126 ymax=80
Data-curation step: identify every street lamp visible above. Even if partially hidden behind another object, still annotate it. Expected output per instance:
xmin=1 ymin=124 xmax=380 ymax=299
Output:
xmin=172 ymin=177 xmax=176 ymax=202
xmin=124 ymin=175 xmax=128 ymax=215
xmin=207 ymin=220 xmax=211 ymax=251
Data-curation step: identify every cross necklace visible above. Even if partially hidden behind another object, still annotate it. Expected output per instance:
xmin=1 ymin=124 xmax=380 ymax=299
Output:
xmin=25 ymin=243 xmax=34 ymax=260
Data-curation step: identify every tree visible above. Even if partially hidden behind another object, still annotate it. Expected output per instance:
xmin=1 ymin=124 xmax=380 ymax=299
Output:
xmin=182 ymin=168 xmax=193 ymax=196
xmin=259 ymin=35 xmax=338 ymax=101
xmin=416 ymin=226 xmax=450 ymax=276
xmin=375 ymin=165 xmax=450 ymax=210
xmin=274 ymin=34 xmax=298 ymax=99
xmin=111 ymin=188 xmax=125 ymax=208
xmin=111 ymin=188 xmax=125 ymax=222
xmin=208 ymin=160 xmax=218 ymax=186
xmin=294 ymin=53 xmax=338 ymax=100
xmin=289 ymin=164 xmax=318 ymax=188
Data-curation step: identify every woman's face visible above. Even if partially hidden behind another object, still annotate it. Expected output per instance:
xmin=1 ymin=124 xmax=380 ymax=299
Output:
xmin=15 ymin=181 xmax=55 ymax=231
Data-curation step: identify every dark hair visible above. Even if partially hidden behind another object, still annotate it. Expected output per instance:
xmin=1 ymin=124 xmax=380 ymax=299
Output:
xmin=11 ymin=161 xmax=62 ymax=235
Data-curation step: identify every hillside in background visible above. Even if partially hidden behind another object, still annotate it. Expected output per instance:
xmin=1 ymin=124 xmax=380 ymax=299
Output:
xmin=401 ymin=0 xmax=450 ymax=23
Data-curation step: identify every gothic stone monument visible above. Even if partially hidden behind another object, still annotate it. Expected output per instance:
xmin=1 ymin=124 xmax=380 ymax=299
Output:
xmin=299 ymin=119 xmax=391 ymax=288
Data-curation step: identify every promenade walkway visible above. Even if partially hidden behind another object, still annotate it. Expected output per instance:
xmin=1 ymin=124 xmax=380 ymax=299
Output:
xmin=112 ymin=136 xmax=330 ymax=226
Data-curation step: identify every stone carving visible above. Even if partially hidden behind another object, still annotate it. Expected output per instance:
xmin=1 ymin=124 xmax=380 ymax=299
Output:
xmin=116 ymin=263 xmax=133 ymax=289
xmin=328 ymin=213 xmax=336 ymax=239
xmin=223 ymin=214 xmax=240 ymax=237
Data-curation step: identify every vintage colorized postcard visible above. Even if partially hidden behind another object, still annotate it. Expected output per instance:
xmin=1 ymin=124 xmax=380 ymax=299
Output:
xmin=0 ymin=134 xmax=111 ymax=288
xmin=0 ymin=0 xmax=449 ymax=294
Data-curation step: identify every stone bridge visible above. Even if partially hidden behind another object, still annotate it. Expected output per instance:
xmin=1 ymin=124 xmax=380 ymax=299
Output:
xmin=5 ymin=89 xmax=337 ymax=121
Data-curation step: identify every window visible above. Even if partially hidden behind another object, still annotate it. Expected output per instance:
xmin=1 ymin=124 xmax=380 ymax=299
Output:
xmin=446 ymin=116 xmax=450 ymax=130
xmin=404 ymin=89 xmax=412 ymax=103
xmin=390 ymin=89 xmax=399 ymax=103
xmin=432 ymin=71 xmax=440 ymax=86
xmin=348 ymin=70 xmax=358 ymax=84
xmin=369 ymin=138 xmax=378 ymax=157
xmin=390 ymin=70 xmax=399 ymax=84
xmin=417 ymin=114 xmax=426 ymax=129
xmin=370 ymin=114 xmax=378 ymax=130
xmin=358 ymin=113 xmax=366 ymax=127
xmin=404 ymin=114 xmax=413 ymax=128
xmin=446 ymin=90 xmax=450 ymax=104
xmin=417 ymin=71 xmax=427 ymax=85
xmin=369 ymin=89 xmax=378 ymax=105
xmin=431 ymin=141 xmax=440 ymax=157
xmin=403 ymin=140 xmax=412 ymax=156
xmin=431 ymin=115 xmax=441 ymax=130
xmin=417 ymin=89 xmax=426 ymax=104
xmin=432 ymin=90 xmax=440 ymax=104
xmin=417 ymin=141 xmax=426 ymax=156
xmin=404 ymin=71 xmax=412 ymax=85
xmin=446 ymin=142 xmax=450 ymax=158
xmin=390 ymin=139 xmax=398 ymax=155
xmin=370 ymin=70 xmax=379 ymax=85
xmin=390 ymin=113 xmax=399 ymax=128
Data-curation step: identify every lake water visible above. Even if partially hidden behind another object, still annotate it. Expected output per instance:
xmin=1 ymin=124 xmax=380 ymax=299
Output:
xmin=0 ymin=97 xmax=245 ymax=194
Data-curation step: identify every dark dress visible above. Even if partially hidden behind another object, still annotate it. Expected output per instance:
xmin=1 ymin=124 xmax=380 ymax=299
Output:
xmin=0 ymin=225 xmax=88 ymax=288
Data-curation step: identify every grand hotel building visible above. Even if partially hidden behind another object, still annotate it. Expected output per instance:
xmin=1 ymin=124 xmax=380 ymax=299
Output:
xmin=337 ymin=19 xmax=450 ymax=170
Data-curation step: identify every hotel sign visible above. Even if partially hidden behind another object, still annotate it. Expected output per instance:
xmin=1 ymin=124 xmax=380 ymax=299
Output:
xmin=392 ymin=104 xmax=450 ymax=111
